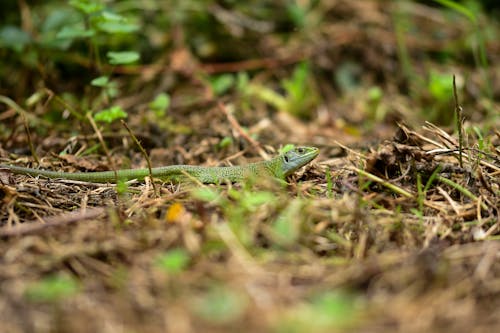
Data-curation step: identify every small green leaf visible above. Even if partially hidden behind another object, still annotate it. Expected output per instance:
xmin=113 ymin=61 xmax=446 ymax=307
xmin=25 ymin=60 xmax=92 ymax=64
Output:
xmin=93 ymin=105 xmax=128 ymax=123
xmin=310 ymin=291 xmax=359 ymax=325
xmin=57 ymin=25 xmax=95 ymax=39
xmin=100 ymin=11 xmax=123 ymax=21
xmin=107 ymin=51 xmax=140 ymax=65
xmin=69 ymin=0 xmax=104 ymax=14
xmin=155 ymin=248 xmax=190 ymax=274
xmin=93 ymin=12 xmax=139 ymax=34
xmin=0 ymin=26 xmax=31 ymax=52
xmin=410 ymin=208 xmax=423 ymax=219
xmin=279 ymin=144 xmax=295 ymax=154
xmin=367 ymin=86 xmax=383 ymax=103
xmin=241 ymin=191 xmax=275 ymax=210
xmin=228 ymin=188 xmax=242 ymax=201
xmin=274 ymin=291 xmax=360 ymax=332
xmin=192 ymin=286 xmax=248 ymax=324
xmin=209 ymin=74 xmax=235 ymax=95
xmin=236 ymin=72 xmax=249 ymax=91
xmin=271 ymin=199 xmax=303 ymax=246
xmin=26 ymin=91 xmax=47 ymax=107
xmin=104 ymin=81 xmax=119 ymax=98
xmin=218 ymin=136 xmax=233 ymax=149
xmin=192 ymin=187 xmax=221 ymax=203
xmin=149 ymin=93 xmax=170 ymax=116
xmin=96 ymin=21 xmax=139 ymax=34
xmin=90 ymin=76 xmax=109 ymax=87
xmin=25 ymin=275 xmax=79 ymax=302
xmin=287 ymin=2 xmax=307 ymax=29
xmin=116 ymin=178 xmax=129 ymax=195
xmin=433 ymin=0 xmax=477 ymax=23
xmin=428 ymin=71 xmax=453 ymax=102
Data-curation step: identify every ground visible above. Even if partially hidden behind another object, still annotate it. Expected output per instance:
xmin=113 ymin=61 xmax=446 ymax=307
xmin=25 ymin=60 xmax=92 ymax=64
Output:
xmin=0 ymin=1 xmax=499 ymax=332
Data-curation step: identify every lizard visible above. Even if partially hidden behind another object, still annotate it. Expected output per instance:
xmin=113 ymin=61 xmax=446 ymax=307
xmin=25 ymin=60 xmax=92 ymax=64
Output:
xmin=0 ymin=146 xmax=319 ymax=184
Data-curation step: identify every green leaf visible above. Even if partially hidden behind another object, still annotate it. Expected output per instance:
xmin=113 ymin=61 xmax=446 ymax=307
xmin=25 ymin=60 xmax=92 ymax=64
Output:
xmin=0 ymin=26 xmax=31 ymax=52
xmin=433 ymin=0 xmax=477 ymax=23
xmin=107 ymin=51 xmax=140 ymax=65
xmin=90 ymin=76 xmax=109 ymax=87
xmin=42 ymin=8 xmax=81 ymax=32
xmin=192 ymin=286 xmax=248 ymax=324
xmin=428 ymin=71 xmax=453 ymax=102
xmin=93 ymin=106 xmax=128 ymax=123
xmin=241 ymin=191 xmax=275 ymax=210
xmin=271 ymin=199 xmax=303 ymax=246
xmin=25 ymin=275 xmax=79 ymax=302
xmin=116 ymin=178 xmax=129 ymax=195
xmin=217 ymin=136 xmax=233 ymax=149
xmin=274 ymin=291 xmax=359 ymax=332
xmin=149 ymin=93 xmax=170 ymax=116
xmin=96 ymin=20 xmax=139 ymax=34
xmin=192 ymin=187 xmax=221 ymax=203
xmin=283 ymin=62 xmax=309 ymax=98
xmin=155 ymin=248 xmax=190 ymax=274
xmin=56 ymin=25 xmax=95 ymax=39
xmin=367 ymin=86 xmax=383 ymax=103
xmin=92 ymin=12 xmax=139 ymax=34
xmin=287 ymin=2 xmax=307 ymax=29
xmin=209 ymin=74 xmax=235 ymax=95
xmin=309 ymin=291 xmax=358 ymax=326
xmin=69 ymin=0 xmax=104 ymax=14
xmin=236 ymin=72 xmax=249 ymax=91
xmin=279 ymin=144 xmax=295 ymax=154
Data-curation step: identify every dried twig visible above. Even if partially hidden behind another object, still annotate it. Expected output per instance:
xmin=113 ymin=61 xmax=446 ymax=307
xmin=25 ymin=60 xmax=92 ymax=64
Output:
xmin=0 ymin=207 xmax=106 ymax=237
xmin=453 ymin=75 xmax=464 ymax=168
xmin=86 ymin=113 xmax=119 ymax=183
xmin=121 ymin=119 xmax=158 ymax=196
xmin=353 ymin=167 xmax=414 ymax=198
xmin=23 ymin=117 xmax=39 ymax=165
xmin=217 ymin=102 xmax=268 ymax=159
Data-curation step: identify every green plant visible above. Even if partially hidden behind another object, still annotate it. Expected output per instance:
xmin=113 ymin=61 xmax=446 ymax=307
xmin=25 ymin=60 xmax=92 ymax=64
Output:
xmin=42 ymin=0 xmax=141 ymax=124
xmin=426 ymin=71 xmax=456 ymax=124
xmin=61 ymin=0 xmax=140 ymax=67
xmin=208 ymin=74 xmax=236 ymax=96
xmin=274 ymin=291 xmax=361 ymax=332
xmin=433 ymin=0 xmax=493 ymax=104
xmin=238 ymin=62 xmax=319 ymax=119
xmin=145 ymin=92 xmax=191 ymax=134
xmin=93 ymin=105 xmax=127 ymax=123
xmin=191 ymin=285 xmax=248 ymax=324
xmin=24 ymin=275 xmax=79 ymax=302
xmin=270 ymin=198 xmax=304 ymax=247
xmin=192 ymin=183 xmax=279 ymax=247
xmin=155 ymin=248 xmax=191 ymax=274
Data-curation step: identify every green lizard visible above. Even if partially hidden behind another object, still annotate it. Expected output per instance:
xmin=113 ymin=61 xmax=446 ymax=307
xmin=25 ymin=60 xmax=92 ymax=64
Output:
xmin=0 ymin=146 xmax=318 ymax=183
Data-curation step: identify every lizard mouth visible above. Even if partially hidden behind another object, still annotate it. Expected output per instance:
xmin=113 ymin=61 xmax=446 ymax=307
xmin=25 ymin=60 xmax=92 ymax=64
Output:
xmin=282 ymin=146 xmax=319 ymax=176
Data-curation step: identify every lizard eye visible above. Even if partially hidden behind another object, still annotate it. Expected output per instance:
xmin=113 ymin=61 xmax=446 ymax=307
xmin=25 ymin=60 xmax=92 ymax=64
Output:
xmin=297 ymin=148 xmax=304 ymax=154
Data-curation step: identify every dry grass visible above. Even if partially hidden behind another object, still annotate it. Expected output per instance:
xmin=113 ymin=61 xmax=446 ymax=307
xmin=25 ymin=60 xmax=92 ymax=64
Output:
xmin=0 ymin=122 xmax=498 ymax=333
xmin=0 ymin=0 xmax=499 ymax=332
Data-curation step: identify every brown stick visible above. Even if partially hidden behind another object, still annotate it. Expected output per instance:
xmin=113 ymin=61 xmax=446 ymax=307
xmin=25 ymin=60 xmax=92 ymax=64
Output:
xmin=121 ymin=119 xmax=158 ymax=196
xmin=453 ymin=74 xmax=464 ymax=168
xmin=217 ymin=102 xmax=268 ymax=159
xmin=0 ymin=207 xmax=106 ymax=238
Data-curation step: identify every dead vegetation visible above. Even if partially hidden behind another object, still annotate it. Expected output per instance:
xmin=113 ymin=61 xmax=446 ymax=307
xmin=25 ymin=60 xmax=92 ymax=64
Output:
xmin=0 ymin=1 xmax=499 ymax=332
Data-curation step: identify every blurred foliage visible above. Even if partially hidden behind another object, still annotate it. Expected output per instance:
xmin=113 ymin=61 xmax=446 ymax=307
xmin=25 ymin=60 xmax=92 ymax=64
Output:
xmin=155 ymin=248 xmax=191 ymax=274
xmin=0 ymin=0 xmax=497 ymax=131
xmin=0 ymin=2 xmax=499 ymax=332
xmin=24 ymin=275 xmax=80 ymax=302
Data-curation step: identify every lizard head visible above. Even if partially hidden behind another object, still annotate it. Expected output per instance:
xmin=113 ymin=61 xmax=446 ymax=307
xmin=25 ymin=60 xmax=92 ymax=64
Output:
xmin=280 ymin=146 xmax=319 ymax=177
